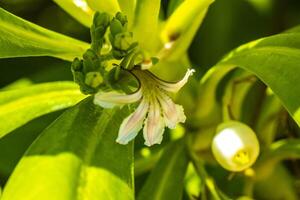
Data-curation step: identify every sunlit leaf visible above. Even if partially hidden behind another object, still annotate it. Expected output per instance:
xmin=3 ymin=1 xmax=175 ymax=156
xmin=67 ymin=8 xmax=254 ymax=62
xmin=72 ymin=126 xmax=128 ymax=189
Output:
xmin=0 ymin=8 xmax=89 ymax=61
xmin=86 ymin=0 xmax=120 ymax=14
xmin=196 ymin=27 xmax=300 ymax=126
xmin=0 ymin=82 xmax=85 ymax=139
xmin=137 ymin=139 xmax=189 ymax=200
xmin=1 ymin=98 xmax=134 ymax=200
xmin=53 ymin=0 xmax=94 ymax=27
xmin=161 ymin=0 xmax=214 ymax=60
xmin=133 ymin=0 xmax=161 ymax=51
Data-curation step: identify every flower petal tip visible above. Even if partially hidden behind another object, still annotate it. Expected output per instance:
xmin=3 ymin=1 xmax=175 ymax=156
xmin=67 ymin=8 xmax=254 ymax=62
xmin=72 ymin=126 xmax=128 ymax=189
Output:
xmin=144 ymin=140 xmax=162 ymax=147
xmin=188 ymin=68 xmax=196 ymax=75
xmin=116 ymin=138 xmax=129 ymax=145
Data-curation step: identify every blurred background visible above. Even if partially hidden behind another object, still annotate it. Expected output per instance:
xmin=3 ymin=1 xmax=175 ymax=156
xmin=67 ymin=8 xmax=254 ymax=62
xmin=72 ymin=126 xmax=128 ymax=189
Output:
xmin=0 ymin=0 xmax=300 ymax=197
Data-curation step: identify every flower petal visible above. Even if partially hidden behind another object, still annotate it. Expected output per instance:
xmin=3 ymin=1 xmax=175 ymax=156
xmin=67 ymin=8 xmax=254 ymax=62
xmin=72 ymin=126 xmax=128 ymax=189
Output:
xmin=94 ymin=88 xmax=142 ymax=108
xmin=148 ymin=68 xmax=195 ymax=93
xmin=116 ymin=98 xmax=149 ymax=144
xmin=143 ymin=97 xmax=165 ymax=146
xmin=157 ymin=92 xmax=186 ymax=128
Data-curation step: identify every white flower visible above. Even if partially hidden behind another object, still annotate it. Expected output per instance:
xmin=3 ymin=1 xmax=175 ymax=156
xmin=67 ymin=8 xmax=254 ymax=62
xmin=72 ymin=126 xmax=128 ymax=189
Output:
xmin=211 ymin=121 xmax=260 ymax=172
xmin=94 ymin=68 xmax=195 ymax=146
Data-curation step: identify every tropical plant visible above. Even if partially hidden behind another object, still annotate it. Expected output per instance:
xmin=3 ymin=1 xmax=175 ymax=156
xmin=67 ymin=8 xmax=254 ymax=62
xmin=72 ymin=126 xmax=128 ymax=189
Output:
xmin=0 ymin=0 xmax=299 ymax=199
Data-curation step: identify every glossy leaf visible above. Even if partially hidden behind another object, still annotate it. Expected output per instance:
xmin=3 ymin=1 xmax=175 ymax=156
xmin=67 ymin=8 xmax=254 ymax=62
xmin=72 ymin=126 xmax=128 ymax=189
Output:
xmin=1 ymin=98 xmax=134 ymax=200
xmin=0 ymin=8 xmax=89 ymax=61
xmin=137 ymin=139 xmax=189 ymax=200
xmin=0 ymin=82 xmax=85 ymax=139
xmin=196 ymin=27 xmax=300 ymax=126
xmin=53 ymin=0 xmax=94 ymax=27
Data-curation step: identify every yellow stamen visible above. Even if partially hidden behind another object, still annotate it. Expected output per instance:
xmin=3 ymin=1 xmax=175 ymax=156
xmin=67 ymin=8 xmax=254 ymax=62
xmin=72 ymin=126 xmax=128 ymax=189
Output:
xmin=233 ymin=150 xmax=250 ymax=165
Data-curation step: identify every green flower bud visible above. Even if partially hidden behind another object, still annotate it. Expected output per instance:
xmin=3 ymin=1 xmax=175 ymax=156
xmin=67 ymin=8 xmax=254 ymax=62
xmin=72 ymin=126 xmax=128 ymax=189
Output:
xmin=85 ymin=72 xmax=103 ymax=88
xmin=212 ymin=121 xmax=260 ymax=172
xmin=71 ymin=57 xmax=83 ymax=72
xmin=110 ymin=18 xmax=124 ymax=37
xmin=91 ymin=12 xmax=110 ymax=52
xmin=83 ymin=49 xmax=99 ymax=73
xmin=112 ymin=49 xmax=127 ymax=60
xmin=113 ymin=32 xmax=133 ymax=51
xmin=115 ymin=12 xmax=127 ymax=26
xmin=72 ymin=70 xmax=97 ymax=94
xmin=93 ymin=12 xmax=110 ymax=27
xmin=120 ymin=51 xmax=137 ymax=70
xmin=72 ymin=71 xmax=84 ymax=85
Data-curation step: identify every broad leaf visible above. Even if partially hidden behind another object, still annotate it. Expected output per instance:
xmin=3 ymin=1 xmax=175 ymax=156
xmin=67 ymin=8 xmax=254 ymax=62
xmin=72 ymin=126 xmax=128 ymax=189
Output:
xmin=137 ymin=139 xmax=189 ymax=200
xmin=53 ymin=0 xmax=94 ymax=27
xmin=196 ymin=27 xmax=300 ymax=126
xmin=0 ymin=82 xmax=85 ymax=138
xmin=0 ymin=8 xmax=89 ymax=61
xmin=1 ymin=98 xmax=134 ymax=200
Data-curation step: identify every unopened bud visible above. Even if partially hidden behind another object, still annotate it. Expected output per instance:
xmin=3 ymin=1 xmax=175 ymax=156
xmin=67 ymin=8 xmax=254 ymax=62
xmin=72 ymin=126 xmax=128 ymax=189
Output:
xmin=113 ymin=32 xmax=133 ymax=51
xmin=110 ymin=18 xmax=124 ymax=37
xmin=115 ymin=12 xmax=127 ymax=26
xmin=85 ymin=72 xmax=103 ymax=88
xmin=71 ymin=58 xmax=83 ymax=71
xmin=83 ymin=49 xmax=99 ymax=73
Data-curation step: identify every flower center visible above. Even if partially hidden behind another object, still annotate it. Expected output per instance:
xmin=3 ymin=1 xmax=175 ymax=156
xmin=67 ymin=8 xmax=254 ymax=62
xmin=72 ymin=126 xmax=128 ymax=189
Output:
xmin=233 ymin=149 xmax=250 ymax=166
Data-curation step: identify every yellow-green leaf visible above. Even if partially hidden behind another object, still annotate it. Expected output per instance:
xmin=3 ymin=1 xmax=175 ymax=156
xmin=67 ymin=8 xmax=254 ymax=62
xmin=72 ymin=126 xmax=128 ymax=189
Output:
xmin=1 ymin=98 xmax=134 ymax=200
xmin=0 ymin=8 xmax=89 ymax=61
xmin=0 ymin=82 xmax=85 ymax=138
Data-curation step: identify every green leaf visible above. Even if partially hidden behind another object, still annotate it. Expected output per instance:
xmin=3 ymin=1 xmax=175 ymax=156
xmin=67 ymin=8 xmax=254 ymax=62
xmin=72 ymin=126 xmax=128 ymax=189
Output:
xmin=259 ymin=139 xmax=300 ymax=163
xmin=137 ymin=139 xmax=189 ymax=200
xmin=255 ymin=139 xmax=300 ymax=182
xmin=161 ymin=0 xmax=214 ymax=60
xmin=118 ymin=0 xmax=136 ymax=28
xmin=53 ymin=0 xmax=94 ymax=27
xmin=86 ymin=0 xmax=120 ymax=14
xmin=196 ymin=27 xmax=300 ymax=127
xmin=167 ymin=0 xmax=184 ymax=17
xmin=0 ymin=8 xmax=89 ymax=61
xmin=0 ymin=82 xmax=85 ymax=139
xmin=133 ymin=0 xmax=161 ymax=51
xmin=220 ymin=32 xmax=300 ymax=126
xmin=254 ymin=164 xmax=298 ymax=200
xmin=1 ymin=97 xmax=134 ymax=200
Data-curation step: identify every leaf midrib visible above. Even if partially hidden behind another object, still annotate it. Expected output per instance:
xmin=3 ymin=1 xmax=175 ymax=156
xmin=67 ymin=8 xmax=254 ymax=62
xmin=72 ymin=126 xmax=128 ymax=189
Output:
xmin=75 ymin=108 xmax=118 ymax=200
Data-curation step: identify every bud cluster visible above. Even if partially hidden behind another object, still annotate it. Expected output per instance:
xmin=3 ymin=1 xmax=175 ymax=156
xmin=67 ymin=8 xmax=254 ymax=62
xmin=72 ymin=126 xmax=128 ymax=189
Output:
xmin=71 ymin=12 xmax=139 ymax=95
